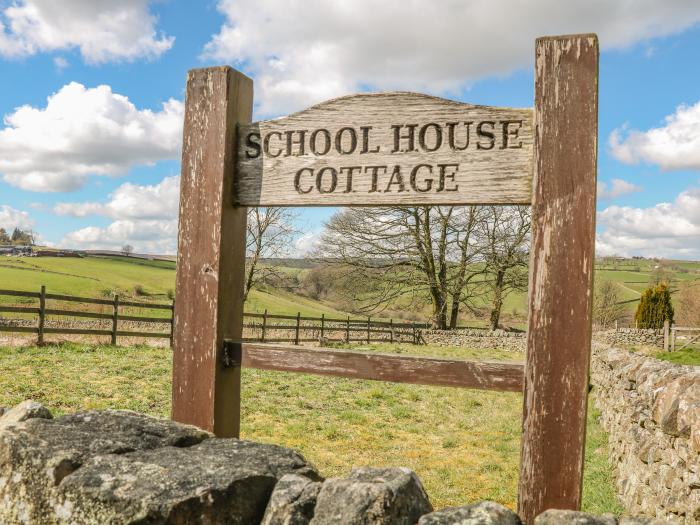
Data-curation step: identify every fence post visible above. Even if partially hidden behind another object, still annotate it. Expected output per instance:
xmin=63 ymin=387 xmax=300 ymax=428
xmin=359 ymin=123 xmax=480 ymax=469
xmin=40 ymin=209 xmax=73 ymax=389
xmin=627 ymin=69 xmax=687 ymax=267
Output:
xmin=295 ymin=311 xmax=300 ymax=345
xmin=390 ymin=318 xmax=394 ymax=344
xmin=111 ymin=294 xmax=119 ymax=345
xmin=320 ymin=313 xmax=325 ymax=341
xmin=367 ymin=316 xmax=371 ymax=344
xmin=663 ymin=320 xmax=670 ymax=352
xmin=261 ymin=309 xmax=268 ymax=343
xmin=37 ymin=285 xmax=46 ymax=346
xmin=169 ymin=298 xmax=175 ymax=348
xmin=346 ymin=315 xmax=350 ymax=344
xmin=518 ymin=34 xmax=598 ymax=522
xmin=412 ymin=322 xmax=416 ymax=345
xmin=671 ymin=328 xmax=676 ymax=352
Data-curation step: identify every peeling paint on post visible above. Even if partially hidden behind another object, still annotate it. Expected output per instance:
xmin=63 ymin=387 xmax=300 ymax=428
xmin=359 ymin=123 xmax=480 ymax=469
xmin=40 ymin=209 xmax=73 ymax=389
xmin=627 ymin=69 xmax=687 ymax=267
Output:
xmin=172 ymin=67 xmax=253 ymax=437
xmin=518 ymin=34 xmax=599 ymax=522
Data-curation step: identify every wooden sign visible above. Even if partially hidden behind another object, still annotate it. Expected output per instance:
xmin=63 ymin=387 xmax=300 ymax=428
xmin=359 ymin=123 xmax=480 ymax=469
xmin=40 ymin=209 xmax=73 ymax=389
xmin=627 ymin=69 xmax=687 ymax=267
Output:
xmin=235 ymin=93 xmax=533 ymax=206
xmin=173 ymin=34 xmax=599 ymax=525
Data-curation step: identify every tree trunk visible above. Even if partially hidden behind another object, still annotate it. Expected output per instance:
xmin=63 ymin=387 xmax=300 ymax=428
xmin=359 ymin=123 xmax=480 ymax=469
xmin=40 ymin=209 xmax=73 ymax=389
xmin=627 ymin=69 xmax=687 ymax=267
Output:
xmin=489 ymin=270 xmax=505 ymax=330
xmin=449 ymin=292 xmax=461 ymax=329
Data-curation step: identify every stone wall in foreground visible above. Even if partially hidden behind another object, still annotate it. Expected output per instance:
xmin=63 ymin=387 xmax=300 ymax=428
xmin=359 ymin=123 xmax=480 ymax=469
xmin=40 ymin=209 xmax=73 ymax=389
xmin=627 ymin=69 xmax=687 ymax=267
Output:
xmin=0 ymin=401 xmax=674 ymax=524
xmin=591 ymin=344 xmax=700 ymax=523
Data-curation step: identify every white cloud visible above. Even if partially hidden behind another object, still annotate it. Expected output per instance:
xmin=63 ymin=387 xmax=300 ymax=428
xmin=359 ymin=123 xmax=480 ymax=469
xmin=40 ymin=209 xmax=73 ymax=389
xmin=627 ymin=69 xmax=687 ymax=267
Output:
xmin=0 ymin=82 xmax=183 ymax=192
xmin=202 ymin=0 xmax=700 ymax=116
xmin=610 ymin=101 xmax=700 ymax=170
xmin=597 ymin=187 xmax=700 ymax=259
xmin=54 ymin=175 xmax=180 ymax=220
xmin=597 ymin=178 xmax=642 ymax=200
xmin=55 ymin=176 xmax=180 ymax=254
xmin=293 ymin=230 xmax=322 ymax=257
xmin=0 ymin=205 xmax=34 ymax=231
xmin=0 ymin=0 xmax=173 ymax=63
xmin=60 ymin=220 xmax=178 ymax=254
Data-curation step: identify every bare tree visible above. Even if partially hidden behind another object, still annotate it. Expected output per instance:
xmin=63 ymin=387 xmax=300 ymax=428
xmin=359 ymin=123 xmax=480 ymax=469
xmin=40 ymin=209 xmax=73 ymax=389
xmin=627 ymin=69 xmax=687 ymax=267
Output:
xmin=316 ymin=206 xmax=484 ymax=329
xmin=480 ymin=206 xmax=530 ymax=330
xmin=121 ymin=244 xmax=134 ymax=257
xmin=593 ymin=279 xmax=627 ymax=328
xmin=244 ymin=207 xmax=299 ymax=302
xmin=676 ymin=282 xmax=700 ymax=326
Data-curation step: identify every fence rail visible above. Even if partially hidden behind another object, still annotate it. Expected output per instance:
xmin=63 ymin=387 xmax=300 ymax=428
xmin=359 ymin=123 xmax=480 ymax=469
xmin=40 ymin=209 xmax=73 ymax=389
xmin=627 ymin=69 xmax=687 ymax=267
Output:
xmin=0 ymin=287 xmax=427 ymax=346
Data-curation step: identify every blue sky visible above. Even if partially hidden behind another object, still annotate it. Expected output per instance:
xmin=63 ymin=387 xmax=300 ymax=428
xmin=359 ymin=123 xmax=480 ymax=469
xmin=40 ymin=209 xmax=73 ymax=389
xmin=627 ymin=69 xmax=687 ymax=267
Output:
xmin=1 ymin=1 xmax=700 ymax=258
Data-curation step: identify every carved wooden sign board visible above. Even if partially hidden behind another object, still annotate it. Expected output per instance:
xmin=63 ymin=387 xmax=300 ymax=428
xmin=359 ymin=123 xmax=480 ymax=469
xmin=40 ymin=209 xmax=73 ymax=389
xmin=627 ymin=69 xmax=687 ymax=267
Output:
xmin=173 ymin=34 xmax=599 ymax=523
xmin=235 ymin=93 xmax=533 ymax=206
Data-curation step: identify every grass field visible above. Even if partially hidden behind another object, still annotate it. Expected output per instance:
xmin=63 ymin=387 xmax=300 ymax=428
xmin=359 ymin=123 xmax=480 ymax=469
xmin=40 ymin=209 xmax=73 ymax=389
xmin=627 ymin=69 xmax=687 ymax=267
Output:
xmin=0 ymin=341 xmax=622 ymax=514
xmin=653 ymin=348 xmax=700 ymax=366
xmin=1 ymin=254 xmax=697 ymax=327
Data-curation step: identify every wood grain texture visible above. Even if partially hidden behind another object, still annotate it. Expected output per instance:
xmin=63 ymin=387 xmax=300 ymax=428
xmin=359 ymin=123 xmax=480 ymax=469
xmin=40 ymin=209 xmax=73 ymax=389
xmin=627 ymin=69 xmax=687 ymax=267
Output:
xmin=242 ymin=343 xmax=524 ymax=392
xmin=172 ymin=66 xmax=253 ymax=437
xmin=518 ymin=34 xmax=599 ymax=523
xmin=235 ymin=92 xmax=533 ymax=206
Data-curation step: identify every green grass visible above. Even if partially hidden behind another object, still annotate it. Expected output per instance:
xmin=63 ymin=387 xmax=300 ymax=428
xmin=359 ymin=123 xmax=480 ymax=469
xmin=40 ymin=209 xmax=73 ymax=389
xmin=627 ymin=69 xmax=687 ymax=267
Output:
xmin=652 ymin=348 xmax=700 ymax=366
xmin=0 ymin=342 xmax=621 ymax=513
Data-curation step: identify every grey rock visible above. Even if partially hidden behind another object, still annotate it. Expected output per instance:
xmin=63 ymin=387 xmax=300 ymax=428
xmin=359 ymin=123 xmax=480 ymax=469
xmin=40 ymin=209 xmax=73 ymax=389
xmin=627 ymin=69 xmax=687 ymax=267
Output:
xmin=0 ymin=408 xmax=321 ymax=524
xmin=262 ymin=473 xmax=323 ymax=525
xmin=619 ymin=517 xmax=674 ymax=524
xmin=0 ymin=399 xmax=53 ymax=424
xmin=58 ymin=439 xmax=321 ymax=524
xmin=534 ymin=510 xmax=617 ymax=525
xmin=418 ymin=501 xmax=521 ymax=524
xmin=311 ymin=467 xmax=432 ymax=524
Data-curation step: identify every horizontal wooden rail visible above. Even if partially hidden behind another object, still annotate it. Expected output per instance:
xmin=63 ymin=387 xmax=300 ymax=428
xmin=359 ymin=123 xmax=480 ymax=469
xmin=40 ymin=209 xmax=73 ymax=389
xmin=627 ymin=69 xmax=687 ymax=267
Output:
xmin=241 ymin=343 xmax=524 ymax=392
xmin=44 ymin=293 xmax=113 ymax=305
xmin=43 ymin=327 xmax=113 ymax=336
xmin=117 ymin=315 xmax=171 ymax=323
xmin=117 ymin=300 xmax=173 ymax=310
xmin=0 ymin=289 xmax=40 ymax=298
xmin=0 ymin=306 xmax=41 ymax=314
xmin=0 ymin=326 xmax=38 ymax=333
xmin=44 ymin=308 xmax=113 ymax=320
xmin=116 ymin=330 xmax=171 ymax=338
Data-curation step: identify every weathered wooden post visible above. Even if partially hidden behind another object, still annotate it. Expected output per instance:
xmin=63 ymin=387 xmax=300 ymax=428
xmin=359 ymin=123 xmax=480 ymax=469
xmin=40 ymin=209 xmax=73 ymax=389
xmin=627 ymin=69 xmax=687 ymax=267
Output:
xmin=367 ymin=316 xmax=371 ymax=344
xmin=671 ymin=327 xmax=676 ymax=352
xmin=261 ymin=309 xmax=268 ymax=343
xmin=518 ymin=34 xmax=599 ymax=523
xmin=37 ymin=285 xmax=46 ymax=346
xmin=171 ymin=67 xmax=253 ymax=437
xmin=169 ymin=298 xmax=175 ymax=348
xmin=295 ymin=312 xmax=301 ymax=345
xmin=390 ymin=319 xmax=394 ymax=344
xmin=320 ymin=313 xmax=325 ymax=341
xmin=663 ymin=320 xmax=670 ymax=352
xmin=111 ymin=294 xmax=119 ymax=345
xmin=346 ymin=316 xmax=350 ymax=343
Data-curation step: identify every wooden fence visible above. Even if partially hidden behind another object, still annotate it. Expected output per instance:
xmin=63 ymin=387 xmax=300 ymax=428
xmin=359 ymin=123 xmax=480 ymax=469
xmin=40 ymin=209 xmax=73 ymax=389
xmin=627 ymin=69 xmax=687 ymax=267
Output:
xmin=0 ymin=286 xmax=174 ymax=345
xmin=0 ymin=287 xmax=427 ymax=346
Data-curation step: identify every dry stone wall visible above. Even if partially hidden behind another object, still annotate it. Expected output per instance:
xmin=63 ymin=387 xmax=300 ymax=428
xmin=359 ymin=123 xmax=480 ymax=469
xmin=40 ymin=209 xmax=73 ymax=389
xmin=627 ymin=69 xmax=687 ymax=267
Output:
xmin=591 ymin=344 xmax=700 ymax=523
xmin=0 ymin=401 xmax=676 ymax=524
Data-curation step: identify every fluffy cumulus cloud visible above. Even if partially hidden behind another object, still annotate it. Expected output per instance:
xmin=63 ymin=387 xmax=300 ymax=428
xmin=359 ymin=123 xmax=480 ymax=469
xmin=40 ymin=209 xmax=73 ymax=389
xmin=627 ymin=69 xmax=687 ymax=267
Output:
xmin=202 ymin=0 xmax=700 ymax=115
xmin=597 ymin=178 xmax=642 ymax=200
xmin=610 ymin=101 xmax=700 ymax=171
xmin=56 ymin=176 xmax=180 ymax=254
xmin=0 ymin=82 xmax=183 ymax=192
xmin=597 ymin=187 xmax=700 ymax=259
xmin=0 ymin=205 xmax=34 ymax=231
xmin=0 ymin=0 xmax=173 ymax=63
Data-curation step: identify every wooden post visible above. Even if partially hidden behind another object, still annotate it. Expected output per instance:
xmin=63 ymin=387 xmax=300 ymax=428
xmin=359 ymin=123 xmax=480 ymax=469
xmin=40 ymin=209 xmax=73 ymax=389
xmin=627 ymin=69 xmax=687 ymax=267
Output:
xmin=671 ymin=328 xmax=676 ymax=352
xmin=518 ymin=34 xmax=599 ymax=523
xmin=111 ymin=294 xmax=119 ymax=345
xmin=412 ymin=322 xmax=417 ymax=345
xmin=367 ymin=316 xmax=371 ymax=344
xmin=390 ymin=319 xmax=394 ymax=344
xmin=295 ymin=311 xmax=301 ymax=345
xmin=346 ymin=315 xmax=350 ymax=343
xmin=171 ymin=67 xmax=253 ymax=437
xmin=261 ymin=309 xmax=268 ymax=343
xmin=37 ymin=285 xmax=46 ymax=346
xmin=320 ymin=313 xmax=325 ymax=341
xmin=169 ymin=299 xmax=175 ymax=348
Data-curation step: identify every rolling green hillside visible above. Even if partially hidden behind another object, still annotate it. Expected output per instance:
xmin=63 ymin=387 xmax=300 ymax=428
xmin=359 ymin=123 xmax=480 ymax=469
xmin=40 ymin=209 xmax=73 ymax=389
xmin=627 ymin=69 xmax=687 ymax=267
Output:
xmin=0 ymin=254 xmax=697 ymax=325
